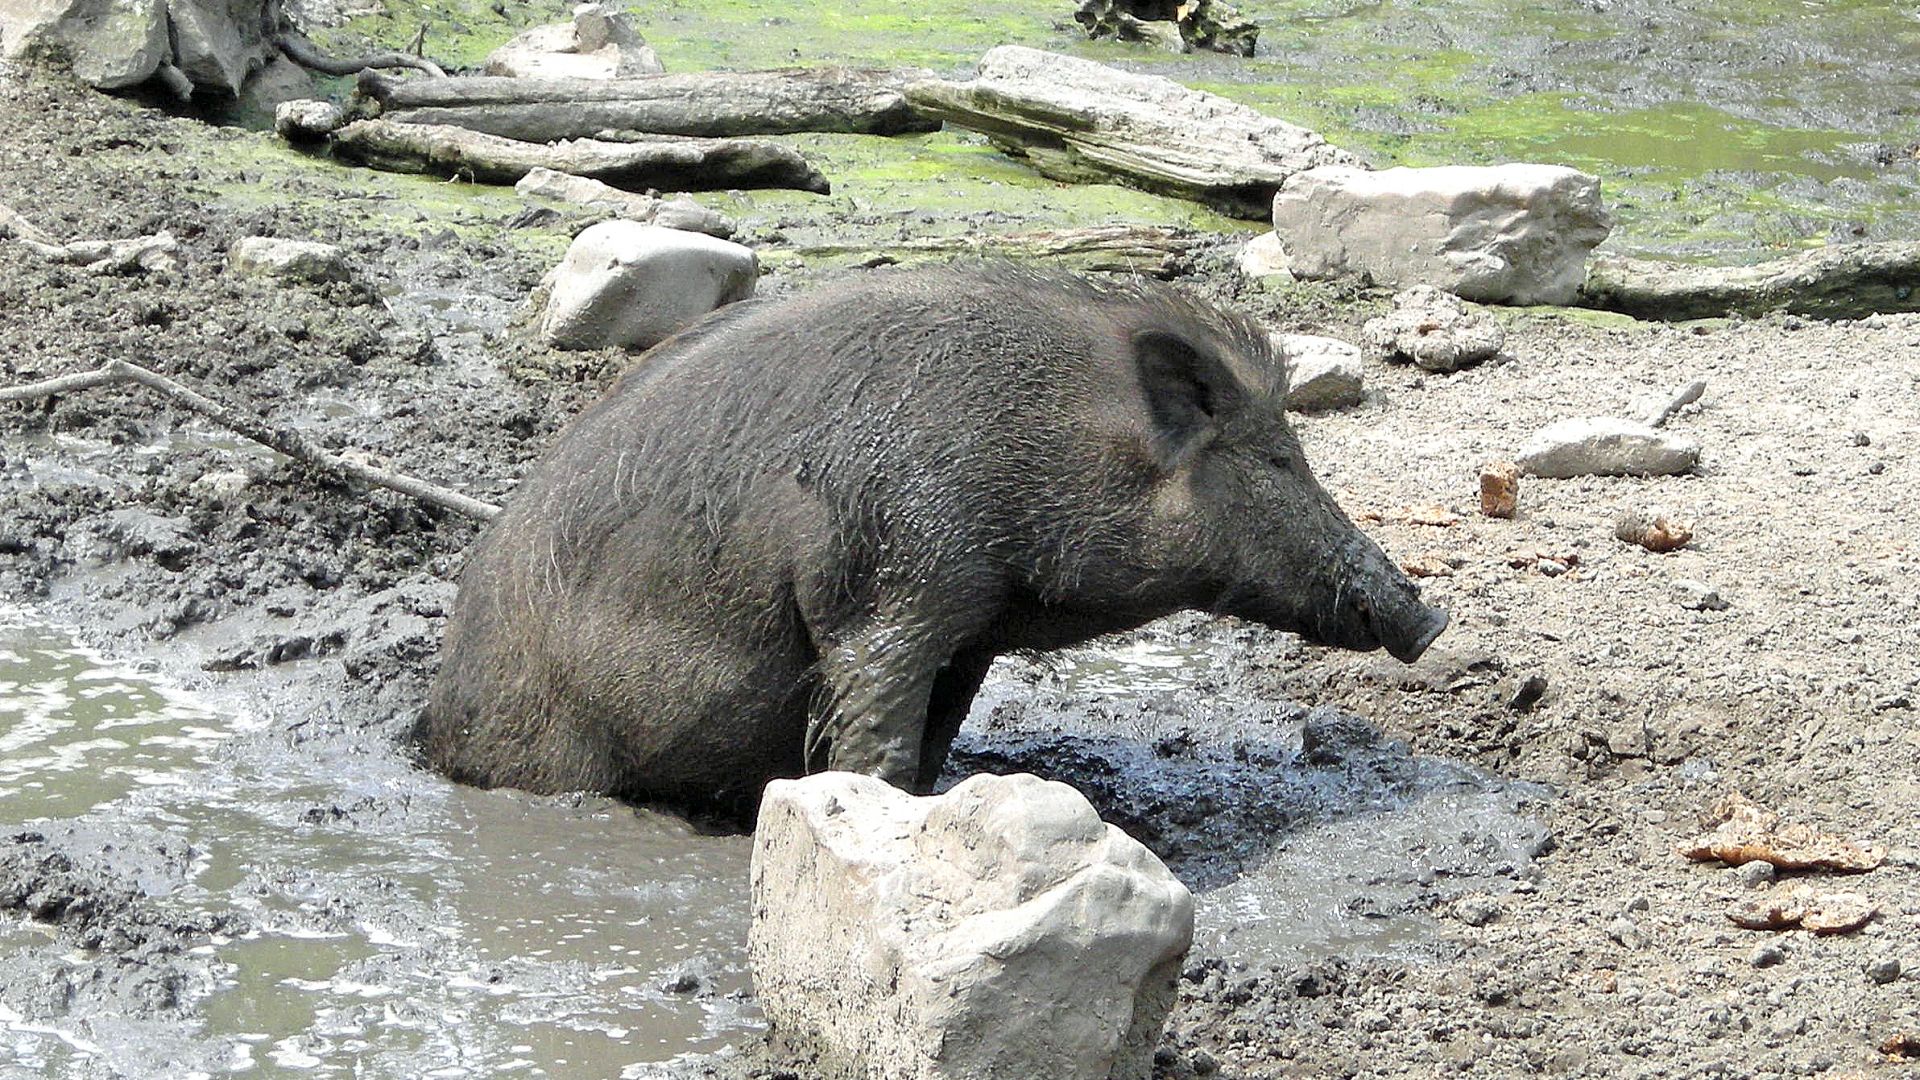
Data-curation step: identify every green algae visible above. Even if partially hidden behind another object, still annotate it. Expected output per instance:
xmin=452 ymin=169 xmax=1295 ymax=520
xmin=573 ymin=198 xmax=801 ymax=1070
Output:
xmin=300 ymin=0 xmax=1920 ymax=263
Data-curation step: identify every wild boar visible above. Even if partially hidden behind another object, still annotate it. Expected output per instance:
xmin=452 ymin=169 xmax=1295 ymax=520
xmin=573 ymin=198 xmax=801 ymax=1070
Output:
xmin=417 ymin=266 xmax=1446 ymax=816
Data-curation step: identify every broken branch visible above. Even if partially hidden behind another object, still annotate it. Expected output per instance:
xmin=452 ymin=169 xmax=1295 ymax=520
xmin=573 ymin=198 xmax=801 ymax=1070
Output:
xmin=1 ymin=360 xmax=499 ymax=521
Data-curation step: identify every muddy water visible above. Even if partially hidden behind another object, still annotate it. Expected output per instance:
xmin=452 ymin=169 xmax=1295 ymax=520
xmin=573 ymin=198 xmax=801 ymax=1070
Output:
xmin=0 ymin=608 xmax=754 ymax=1078
xmin=3 ymin=604 xmax=1544 ymax=1076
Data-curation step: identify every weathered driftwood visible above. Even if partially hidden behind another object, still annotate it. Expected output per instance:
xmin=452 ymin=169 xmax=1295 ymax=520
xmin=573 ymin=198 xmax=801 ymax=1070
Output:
xmin=905 ymin=46 xmax=1356 ymax=218
xmin=0 ymin=361 xmax=499 ymax=521
xmin=1579 ymin=243 xmax=1920 ymax=321
xmin=354 ymin=67 xmax=938 ymax=143
xmin=515 ymin=168 xmax=736 ymax=237
xmin=328 ymin=119 xmax=831 ymax=194
xmin=2 ymin=201 xmax=178 ymax=273
xmin=790 ymin=224 xmax=1203 ymax=278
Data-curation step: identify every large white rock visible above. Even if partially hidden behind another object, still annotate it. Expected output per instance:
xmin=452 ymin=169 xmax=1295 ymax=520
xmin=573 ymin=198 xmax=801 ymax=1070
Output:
xmin=1516 ymin=417 xmax=1701 ymax=478
xmin=538 ymin=221 xmax=757 ymax=351
xmin=0 ymin=0 xmax=168 ymax=88
xmin=1271 ymin=163 xmax=1612 ymax=305
xmin=484 ymin=2 xmax=661 ymax=80
xmin=750 ymin=772 xmax=1193 ymax=1080
xmin=1273 ymin=332 xmax=1364 ymax=412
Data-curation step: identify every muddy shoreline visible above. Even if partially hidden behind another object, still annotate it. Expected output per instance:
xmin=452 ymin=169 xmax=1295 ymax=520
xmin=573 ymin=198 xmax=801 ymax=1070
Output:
xmin=4 ymin=21 xmax=1920 ymax=1079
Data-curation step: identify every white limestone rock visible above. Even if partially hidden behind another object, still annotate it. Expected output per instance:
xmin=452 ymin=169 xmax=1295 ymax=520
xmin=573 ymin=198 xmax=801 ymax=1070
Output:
xmin=228 ymin=236 xmax=351 ymax=284
xmin=1516 ymin=417 xmax=1701 ymax=479
xmin=0 ymin=0 xmax=168 ymax=88
xmin=1273 ymin=332 xmax=1363 ymax=412
xmin=1271 ymin=163 xmax=1612 ymax=305
xmin=750 ymin=771 xmax=1194 ymax=1080
xmin=484 ymin=2 xmax=662 ymax=80
xmin=1362 ymin=284 xmax=1505 ymax=372
xmin=538 ymin=221 xmax=756 ymax=351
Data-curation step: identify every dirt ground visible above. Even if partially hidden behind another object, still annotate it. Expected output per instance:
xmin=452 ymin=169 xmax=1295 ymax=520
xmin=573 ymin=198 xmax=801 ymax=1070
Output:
xmin=2 ymin=48 xmax=1918 ymax=1080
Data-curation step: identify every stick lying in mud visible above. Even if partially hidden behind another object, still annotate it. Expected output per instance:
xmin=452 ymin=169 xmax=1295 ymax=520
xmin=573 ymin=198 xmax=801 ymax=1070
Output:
xmin=0 ymin=361 xmax=500 ymax=521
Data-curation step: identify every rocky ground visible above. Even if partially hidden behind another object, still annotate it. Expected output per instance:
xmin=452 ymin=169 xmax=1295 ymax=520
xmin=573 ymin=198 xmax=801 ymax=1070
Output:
xmin=2 ymin=45 xmax=1918 ymax=1080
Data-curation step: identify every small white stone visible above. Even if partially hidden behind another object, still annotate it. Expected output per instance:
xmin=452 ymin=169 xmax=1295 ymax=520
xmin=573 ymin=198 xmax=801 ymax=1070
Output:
xmin=227 ymin=237 xmax=352 ymax=284
xmin=274 ymin=99 xmax=345 ymax=142
xmin=1235 ymin=232 xmax=1292 ymax=281
xmin=1515 ymin=416 xmax=1700 ymax=478
xmin=750 ymin=771 xmax=1193 ymax=1080
xmin=1272 ymin=332 xmax=1363 ymax=412
xmin=1362 ymin=284 xmax=1505 ymax=372
xmin=538 ymin=221 xmax=757 ymax=351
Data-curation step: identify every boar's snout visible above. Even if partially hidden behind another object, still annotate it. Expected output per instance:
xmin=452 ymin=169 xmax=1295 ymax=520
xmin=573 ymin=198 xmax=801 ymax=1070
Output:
xmin=1368 ymin=596 xmax=1449 ymax=663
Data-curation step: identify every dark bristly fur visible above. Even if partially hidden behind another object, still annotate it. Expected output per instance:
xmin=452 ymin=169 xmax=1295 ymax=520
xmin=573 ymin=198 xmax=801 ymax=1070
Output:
xmin=416 ymin=265 xmax=1444 ymax=819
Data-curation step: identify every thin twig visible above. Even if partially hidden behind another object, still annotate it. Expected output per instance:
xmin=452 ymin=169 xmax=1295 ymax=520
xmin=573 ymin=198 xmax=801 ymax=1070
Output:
xmin=2 ymin=360 xmax=499 ymax=521
xmin=275 ymin=29 xmax=448 ymax=79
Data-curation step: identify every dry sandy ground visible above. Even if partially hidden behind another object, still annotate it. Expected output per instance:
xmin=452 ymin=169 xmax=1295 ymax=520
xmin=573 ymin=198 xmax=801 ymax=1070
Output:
xmin=1 ymin=61 xmax=1917 ymax=1080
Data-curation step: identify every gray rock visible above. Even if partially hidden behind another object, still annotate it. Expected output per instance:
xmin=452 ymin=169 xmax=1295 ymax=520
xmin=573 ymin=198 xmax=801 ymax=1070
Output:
xmin=537 ymin=221 xmax=757 ymax=352
xmin=0 ymin=0 xmax=168 ymax=89
xmin=514 ymin=167 xmax=735 ymax=238
xmin=750 ymin=771 xmax=1193 ymax=1080
xmin=1674 ymin=580 xmax=1730 ymax=612
xmin=1453 ymin=894 xmax=1502 ymax=927
xmin=1737 ymin=859 xmax=1775 ymax=889
xmin=168 ymin=0 xmax=273 ymax=94
xmin=1514 ymin=417 xmax=1701 ymax=478
xmin=1362 ymin=284 xmax=1505 ymax=372
xmin=1865 ymin=956 xmax=1901 ymax=985
xmin=274 ymin=98 xmax=345 ymax=143
xmin=230 ymin=56 xmax=316 ymax=130
xmin=1272 ymin=163 xmax=1611 ymax=305
xmin=483 ymin=2 xmax=662 ymax=80
xmin=1749 ymin=941 xmax=1787 ymax=969
xmin=1272 ymin=332 xmax=1363 ymax=412
xmin=228 ymin=237 xmax=352 ymax=284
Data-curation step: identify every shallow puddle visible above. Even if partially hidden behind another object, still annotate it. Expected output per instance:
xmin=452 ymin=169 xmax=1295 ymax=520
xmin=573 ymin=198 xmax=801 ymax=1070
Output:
xmin=2 ymin=608 xmax=1545 ymax=1076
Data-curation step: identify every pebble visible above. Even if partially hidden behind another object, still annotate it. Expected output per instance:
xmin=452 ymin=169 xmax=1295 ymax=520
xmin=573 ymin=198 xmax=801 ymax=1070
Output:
xmin=1275 ymin=333 xmax=1366 ymax=412
xmin=1866 ymin=956 xmax=1902 ymax=985
xmin=1606 ymin=917 xmax=1643 ymax=948
xmin=1675 ymin=580 xmax=1730 ymax=611
xmin=1455 ymin=895 xmax=1502 ymax=927
xmin=1737 ymin=860 xmax=1776 ymax=889
xmin=1750 ymin=942 xmax=1787 ymax=968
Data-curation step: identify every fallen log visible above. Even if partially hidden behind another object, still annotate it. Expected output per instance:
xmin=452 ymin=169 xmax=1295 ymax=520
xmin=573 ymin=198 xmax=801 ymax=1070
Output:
xmin=790 ymin=224 xmax=1204 ymax=278
xmin=354 ymin=67 xmax=938 ymax=142
xmin=1578 ymin=243 xmax=1920 ymax=321
xmin=0 ymin=360 xmax=498 ymax=521
xmin=905 ymin=45 xmax=1356 ymax=218
xmin=328 ymin=119 xmax=831 ymax=194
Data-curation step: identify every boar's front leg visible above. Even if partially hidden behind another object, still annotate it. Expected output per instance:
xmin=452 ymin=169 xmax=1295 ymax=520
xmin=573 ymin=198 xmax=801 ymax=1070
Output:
xmin=804 ymin=614 xmax=961 ymax=789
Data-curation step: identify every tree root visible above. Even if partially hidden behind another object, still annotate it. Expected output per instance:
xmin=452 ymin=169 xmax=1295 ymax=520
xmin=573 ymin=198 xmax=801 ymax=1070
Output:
xmin=0 ymin=360 xmax=499 ymax=522
xmin=273 ymin=28 xmax=447 ymax=79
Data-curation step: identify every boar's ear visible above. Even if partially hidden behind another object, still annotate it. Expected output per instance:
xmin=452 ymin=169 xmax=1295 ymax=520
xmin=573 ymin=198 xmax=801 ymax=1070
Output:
xmin=1132 ymin=329 xmax=1245 ymax=468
